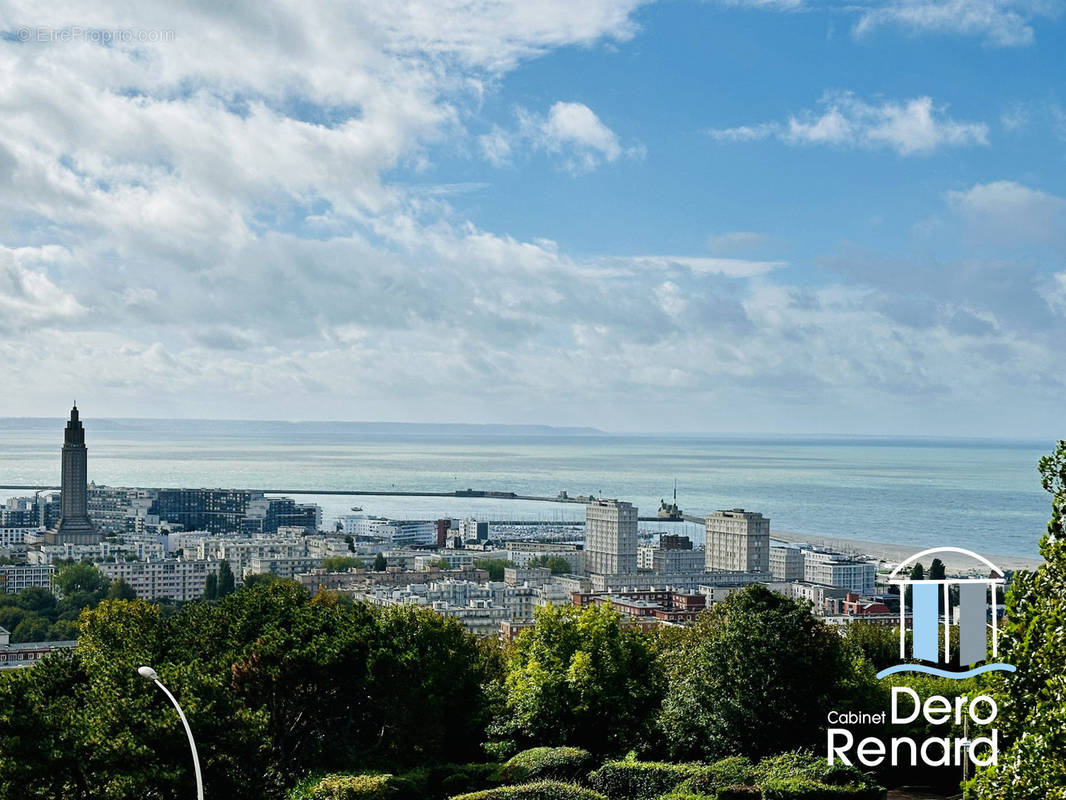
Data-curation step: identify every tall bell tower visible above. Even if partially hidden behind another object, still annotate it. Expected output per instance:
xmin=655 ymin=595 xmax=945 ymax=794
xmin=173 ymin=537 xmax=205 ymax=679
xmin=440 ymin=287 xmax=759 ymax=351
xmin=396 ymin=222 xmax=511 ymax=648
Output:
xmin=43 ymin=405 xmax=100 ymax=546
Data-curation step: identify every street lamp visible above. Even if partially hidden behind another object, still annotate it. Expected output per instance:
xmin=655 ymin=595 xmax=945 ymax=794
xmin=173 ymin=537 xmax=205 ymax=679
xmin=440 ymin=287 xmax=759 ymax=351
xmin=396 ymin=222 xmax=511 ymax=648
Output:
xmin=138 ymin=666 xmax=205 ymax=800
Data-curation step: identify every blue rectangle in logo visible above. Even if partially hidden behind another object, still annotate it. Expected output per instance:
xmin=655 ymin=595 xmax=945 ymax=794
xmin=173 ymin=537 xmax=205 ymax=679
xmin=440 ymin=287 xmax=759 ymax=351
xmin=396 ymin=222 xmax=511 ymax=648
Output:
xmin=912 ymin=582 xmax=939 ymax=662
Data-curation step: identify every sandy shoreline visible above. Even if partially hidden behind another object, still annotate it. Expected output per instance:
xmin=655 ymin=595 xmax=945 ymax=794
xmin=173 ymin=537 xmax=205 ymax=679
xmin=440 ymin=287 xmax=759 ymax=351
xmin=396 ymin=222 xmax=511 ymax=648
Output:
xmin=771 ymin=529 xmax=1044 ymax=573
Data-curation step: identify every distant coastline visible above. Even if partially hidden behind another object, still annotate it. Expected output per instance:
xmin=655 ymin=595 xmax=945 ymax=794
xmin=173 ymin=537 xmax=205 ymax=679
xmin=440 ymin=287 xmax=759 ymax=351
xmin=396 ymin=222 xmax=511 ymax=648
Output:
xmin=0 ymin=418 xmax=606 ymax=437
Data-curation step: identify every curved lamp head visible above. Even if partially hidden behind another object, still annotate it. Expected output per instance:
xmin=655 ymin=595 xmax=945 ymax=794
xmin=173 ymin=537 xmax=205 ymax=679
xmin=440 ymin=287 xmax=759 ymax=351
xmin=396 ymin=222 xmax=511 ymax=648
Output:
xmin=137 ymin=666 xmax=159 ymax=681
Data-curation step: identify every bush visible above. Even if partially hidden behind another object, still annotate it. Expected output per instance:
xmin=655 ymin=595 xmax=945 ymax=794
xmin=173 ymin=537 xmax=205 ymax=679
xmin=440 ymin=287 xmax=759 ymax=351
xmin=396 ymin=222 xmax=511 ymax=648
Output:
xmin=501 ymin=747 xmax=596 ymax=784
xmin=760 ymin=779 xmax=883 ymax=800
xmin=679 ymin=757 xmax=756 ymax=794
xmin=659 ymin=789 xmax=759 ymax=800
xmin=587 ymin=761 xmax=705 ymax=800
xmin=449 ymin=781 xmax=608 ymax=800
xmin=390 ymin=763 xmax=504 ymax=800
xmin=716 ymin=789 xmax=761 ymax=800
xmin=289 ymin=773 xmax=394 ymax=800
xmin=753 ymin=752 xmax=876 ymax=789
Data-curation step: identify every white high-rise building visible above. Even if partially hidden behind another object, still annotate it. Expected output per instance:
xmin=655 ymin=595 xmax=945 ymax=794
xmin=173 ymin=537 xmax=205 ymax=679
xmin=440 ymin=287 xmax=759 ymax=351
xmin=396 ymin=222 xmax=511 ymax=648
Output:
xmin=802 ymin=549 xmax=876 ymax=595
xmin=769 ymin=543 xmax=807 ymax=581
xmin=705 ymin=509 xmax=770 ymax=574
xmin=584 ymin=500 xmax=638 ymax=576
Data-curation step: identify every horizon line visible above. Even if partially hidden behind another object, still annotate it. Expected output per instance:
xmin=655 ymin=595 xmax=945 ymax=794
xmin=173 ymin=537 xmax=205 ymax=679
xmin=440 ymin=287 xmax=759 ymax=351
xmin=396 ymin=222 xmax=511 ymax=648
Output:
xmin=0 ymin=415 xmax=1058 ymax=443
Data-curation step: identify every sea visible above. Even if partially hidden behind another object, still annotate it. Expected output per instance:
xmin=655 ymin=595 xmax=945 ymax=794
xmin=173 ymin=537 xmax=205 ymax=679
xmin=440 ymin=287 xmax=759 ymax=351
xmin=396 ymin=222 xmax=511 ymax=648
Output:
xmin=0 ymin=419 xmax=1056 ymax=558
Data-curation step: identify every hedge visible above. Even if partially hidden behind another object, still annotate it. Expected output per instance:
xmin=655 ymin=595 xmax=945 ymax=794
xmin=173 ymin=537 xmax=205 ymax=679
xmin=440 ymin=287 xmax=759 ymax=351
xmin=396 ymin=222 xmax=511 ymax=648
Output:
xmin=500 ymin=747 xmax=596 ymax=784
xmin=760 ymin=778 xmax=884 ymax=800
xmin=753 ymin=752 xmax=875 ymax=789
xmin=716 ymin=789 xmax=762 ymax=800
xmin=679 ymin=757 xmax=757 ymax=794
xmin=448 ymin=780 xmax=609 ymax=800
xmin=587 ymin=761 xmax=705 ymax=800
xmin=391 ymin=763 xmax=504 ymax=800
xmin=288 ymin=773 xmax=394 ymax=800
xmin=658 ymin=789 xmax=759 ymax=800
xmin=753 ymin=752 xmax=883 ymax=800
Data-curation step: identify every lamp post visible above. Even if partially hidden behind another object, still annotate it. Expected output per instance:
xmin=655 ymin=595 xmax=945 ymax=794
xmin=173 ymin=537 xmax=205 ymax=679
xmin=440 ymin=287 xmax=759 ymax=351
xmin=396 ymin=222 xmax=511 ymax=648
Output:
xmin=138 ymin=666 xmax=204 ymax=800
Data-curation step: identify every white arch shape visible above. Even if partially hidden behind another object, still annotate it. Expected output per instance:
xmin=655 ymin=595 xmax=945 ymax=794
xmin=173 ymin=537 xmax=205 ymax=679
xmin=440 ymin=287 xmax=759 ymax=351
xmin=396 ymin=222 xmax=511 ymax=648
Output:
xmin=888 ymin=546 xmax=1004 ymax=580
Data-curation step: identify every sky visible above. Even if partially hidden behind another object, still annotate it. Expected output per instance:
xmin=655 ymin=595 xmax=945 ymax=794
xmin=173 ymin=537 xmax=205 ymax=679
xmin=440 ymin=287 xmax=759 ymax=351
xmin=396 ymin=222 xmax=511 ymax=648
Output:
xmin=0 ymin=0 xmax=1064 ymax=436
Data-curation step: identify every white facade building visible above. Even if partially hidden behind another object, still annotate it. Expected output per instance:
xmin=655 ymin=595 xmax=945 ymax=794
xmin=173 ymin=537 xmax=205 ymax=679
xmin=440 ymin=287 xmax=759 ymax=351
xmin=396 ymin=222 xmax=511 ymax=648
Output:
xmin=769 ymin=543 xmax=807 ymax=581
xmin=339 ymin=515 xmax=436 ymax=547
xmin=367 ymin=580 xmax=536 ymax=635
xmin=802 ymin=549 xmax=876 ymax=595
xmin=584 ymin=500 xmax=638 ymax=576
xmin=638 ymin=545 xmax=706 ymax=573
xmin=98 ymin=559 xmax=219 ymax=602
xmin=0 ymin=564 xmax=54 ymax=594
xmin=705 ymin=509 xmax=770 ymax=574
xmin=503 ymin=542 xmax=582 ymax=571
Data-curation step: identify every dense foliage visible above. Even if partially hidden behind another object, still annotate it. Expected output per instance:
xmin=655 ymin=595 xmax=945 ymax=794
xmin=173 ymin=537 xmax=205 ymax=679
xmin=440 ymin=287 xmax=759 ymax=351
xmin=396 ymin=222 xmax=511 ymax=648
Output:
xmin=499 ymin=747 xmax=595 ymax=784
xmin=449 ymin=782 xmax=609 ymax=800
xmin=0 ymin=561 xmax=114 ymax=642
xmin=587 ymin=760 xmax=705 ymax=800
xmin=971 ymin=440 xmax=1066 ymax=799
xmin=473 ymin=559 xmax=515 ymax=581
xmin=489 ymin=604 xmax=665 ymax=757
xmin=0 ymin=582 xmax=492 ymax=800
xmin=657 ymin=585 xmax=877 ymax=762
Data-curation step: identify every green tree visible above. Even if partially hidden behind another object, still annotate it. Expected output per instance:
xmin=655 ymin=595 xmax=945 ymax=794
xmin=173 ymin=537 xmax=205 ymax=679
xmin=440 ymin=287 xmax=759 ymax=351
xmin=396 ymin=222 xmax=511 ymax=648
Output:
xmin=927 ymin=558 xmax=945 ymax=580
xmin=490 ymin=604 xmax=664 ymax=756
xmin=972 ymin=441 xmax=1066 ymax=799
xmin=475 ymin=558 xmax=514 ymax=581
xmin=373 ymin=553 xmax=387 ymax=572
xmin=53 ymin=562 xmax=108 ymax=599
xmin=530 ymin=556 xmax=571 ymax=575
xmin=906 ymin=561 xmax=925 ymax=604
xmin=0 ymin=606 xmax=30 ymax=633
xmin=0 ymin=585 xmax=495 ymax=799
xmin=48 ymin=619 xmax=79 ymax=640
xmin=203 ymin=572 xmax=219 ymax=601
xmin=106 ymin=579 xmax=137 ymax=601
xmin=217 ymin=559 xmax=237 ymax=597
xmin=658 ymin=584 xmax=877 ymax=762
xmin=321 ymin=556 xmax=364 ymax=571
xmin=844 ymin=620 xmax=899 ymax=672
xmin=11 ymin=615 xmax=51 ymax=643
xmin=243 ymin=572 xmax=285 ymax=589
xmin=16 ymin=587 xmax=57 ymax=617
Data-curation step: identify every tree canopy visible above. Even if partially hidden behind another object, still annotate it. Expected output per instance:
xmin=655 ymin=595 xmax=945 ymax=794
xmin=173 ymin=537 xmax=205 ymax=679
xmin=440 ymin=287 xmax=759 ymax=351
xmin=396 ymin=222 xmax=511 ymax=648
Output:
xmin=489 ymin=604 xmax=664 ymax=757
xmin=657 ymin=584 xmax=877 ymax=762
xmin=0 ymin=581 xmax=493 ymax=800
xmin=972 ymin=440 xmax=1066 ymax=799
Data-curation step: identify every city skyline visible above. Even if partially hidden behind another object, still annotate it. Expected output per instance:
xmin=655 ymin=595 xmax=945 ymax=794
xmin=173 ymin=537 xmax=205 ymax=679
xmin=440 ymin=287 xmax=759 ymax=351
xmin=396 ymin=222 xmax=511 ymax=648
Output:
xmin=1 ymin=2 xmax=1064 ymax=436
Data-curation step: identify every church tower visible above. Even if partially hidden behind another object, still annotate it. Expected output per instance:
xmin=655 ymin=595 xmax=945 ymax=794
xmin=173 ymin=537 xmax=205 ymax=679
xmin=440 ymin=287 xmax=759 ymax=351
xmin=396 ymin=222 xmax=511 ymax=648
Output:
xmin=43 ymin=405 xmax=100 ymax=546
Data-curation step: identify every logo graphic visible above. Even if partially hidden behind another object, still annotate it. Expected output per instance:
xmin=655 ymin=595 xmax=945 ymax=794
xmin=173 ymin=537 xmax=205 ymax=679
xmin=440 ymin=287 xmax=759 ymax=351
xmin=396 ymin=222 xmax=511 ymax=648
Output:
xmin=876 ymin=547 xmax=1016 ymax=680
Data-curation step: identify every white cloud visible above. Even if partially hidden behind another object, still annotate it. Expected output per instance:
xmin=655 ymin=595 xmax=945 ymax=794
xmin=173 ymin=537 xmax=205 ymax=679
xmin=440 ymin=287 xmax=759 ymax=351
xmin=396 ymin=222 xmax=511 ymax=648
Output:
xmin=611 ymin=255 xmax=784 ymax=277
xmin=709 ymin=91 xmax=989 ymax=155
xmin=0 ymin=246 xmax=85 ymax=330
xmin=946 ymin=180 xmax=1066 ymax=248
xmin=0 ymin=1 xmax=1063 ymax=433
xmin=852 ymin=0 xmax=1059 ymax=48
xmin=487 ymin=100 xmax=643 ymax=173
xmin=478 ymin=126 xmax=512 ymax=166
xmin=1047 ymin=272 xmax=1066 ymax=315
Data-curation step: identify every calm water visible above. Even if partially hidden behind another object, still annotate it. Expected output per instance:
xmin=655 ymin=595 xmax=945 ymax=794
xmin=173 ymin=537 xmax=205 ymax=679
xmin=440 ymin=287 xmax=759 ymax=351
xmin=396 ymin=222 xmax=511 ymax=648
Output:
xmin=0 ymin=420 xmax=1055 ymax=557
